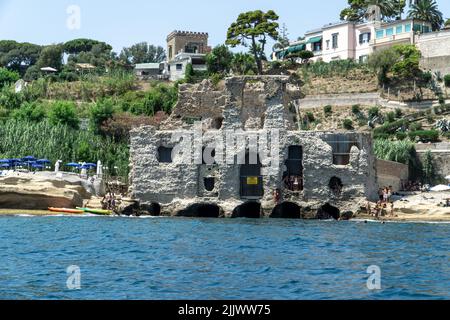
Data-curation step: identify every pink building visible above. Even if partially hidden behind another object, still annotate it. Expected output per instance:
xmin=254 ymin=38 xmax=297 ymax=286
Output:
xmin=274 ymin=19 xmax=432 ymax=63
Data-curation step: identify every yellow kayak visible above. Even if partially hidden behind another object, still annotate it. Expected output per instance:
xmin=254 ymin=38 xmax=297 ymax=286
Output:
xmin=76 ymin=208 xmax=113 ymax=216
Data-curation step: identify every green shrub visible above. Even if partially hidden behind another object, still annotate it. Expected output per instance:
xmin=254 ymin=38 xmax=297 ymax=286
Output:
xmin=141 ymin=83 xmax=178 ymax=116
xmin=185 ymin=63 xmax=195 ymax=83
xmin=395 ymin=108 xmax=403 ymax=118
xmin=395 ymin=132 xmax=407 ymax=140
xmin=210 ymin=73 xmax=223 ymax=88
xmin=421 ymin=71 xmax=432 ymax=84
xmin=373 ymin=119 xmax=407 ymax=135
xmin=444 ymin=74 xmax=450 ymax=87
xmin=0 ymin=68 xmax=20 ymax=88
xmin=408 ymin=122 xmax=422 ymax=132
xmin=351 ymin=104 xmax=360 ymax=115
xmin=386 ymin=111 xmax=396 ymax=123
xmin=368 ymin=106 xmax=380 ymax=119
xmin=48 ymin=101 xmax=80 ymax=129
xmin=408 ymin=130 xmax=439 ymax=143
xmin=323 ymin=105 xmax=332 ymax=115
xmin=0 ymin=86 xmax=23 ymax=110
xmin=306 ymin=112 xmax=315 ymax=122
xmin=343 ymin=118 xmax=353 ymax=130
xmin=11 ymin=102 xmax=46 ymax=122
xmin=90 ymin=98 xmax=115 ymax=130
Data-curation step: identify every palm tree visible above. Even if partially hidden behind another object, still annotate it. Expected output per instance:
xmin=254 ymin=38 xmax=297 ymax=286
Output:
xmin=366 ymin=0 xmax=397 ymax=19
xmin=408 ymin=0 xmax=444 ymax=31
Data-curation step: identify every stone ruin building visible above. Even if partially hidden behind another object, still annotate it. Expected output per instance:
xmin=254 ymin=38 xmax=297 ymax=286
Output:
xmin=129 ymin=76 xmax=378 ymax=219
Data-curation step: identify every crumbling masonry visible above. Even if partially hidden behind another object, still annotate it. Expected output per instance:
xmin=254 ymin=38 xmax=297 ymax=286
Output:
xmin=129 ymin=76 xmax=378 ymax=219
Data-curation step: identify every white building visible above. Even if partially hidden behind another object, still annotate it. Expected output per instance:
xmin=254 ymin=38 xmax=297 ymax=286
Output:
xmin=274 ymin=18 xmax=433 ymax=63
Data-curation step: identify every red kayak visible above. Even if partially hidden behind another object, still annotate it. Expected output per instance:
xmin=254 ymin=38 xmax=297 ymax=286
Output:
xmin=48 ymin=207 xmax=85 ymax=214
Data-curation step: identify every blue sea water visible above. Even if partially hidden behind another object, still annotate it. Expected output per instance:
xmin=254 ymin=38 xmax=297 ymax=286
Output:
xmin=0 ymin=216 xmax=448 ymax=300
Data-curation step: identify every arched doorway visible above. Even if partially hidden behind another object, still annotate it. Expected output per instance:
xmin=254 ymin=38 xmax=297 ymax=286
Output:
xmin=271 ymin=202 xmax=301 ymax=219
xmin=317 ymin=203 xmax=340 ymax=220
xmin=329 ymin=177 xmax=343 ymax=196
xmin=239 ymin=151 xmax=263 ymax=199
xmin=232 ymin=202 xmax=261 ymax=218
xmin=177 ymin=203 xmax=221 ymax=218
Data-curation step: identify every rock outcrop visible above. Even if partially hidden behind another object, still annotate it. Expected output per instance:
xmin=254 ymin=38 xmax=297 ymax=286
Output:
xmin=0 ymin=173 xmax=92 ymax=210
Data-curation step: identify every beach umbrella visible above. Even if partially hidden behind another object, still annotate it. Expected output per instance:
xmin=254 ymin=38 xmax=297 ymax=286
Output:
xmin=36 ymin=159 xmax=51 ymax=164
xmin=0 ymin=164 xmax=10 ymax=168
xmin=430 ymin=185 xmax=450 ymax=192
xmin=0 ymin=159 xmax=11 ymax=163
xmin=32 ymin=164 xmax=44 ymax=169
xmin=22 ymin=156 xmax=36 ymax=161
xmin=84 ymin=163 xmax=97 ymax=167
xmin=66 ymin=162 xmax=80 ymax=167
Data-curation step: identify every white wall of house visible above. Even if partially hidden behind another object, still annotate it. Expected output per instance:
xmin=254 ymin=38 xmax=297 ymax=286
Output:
xmin=321 ymin=23 xmax=356 ymax=62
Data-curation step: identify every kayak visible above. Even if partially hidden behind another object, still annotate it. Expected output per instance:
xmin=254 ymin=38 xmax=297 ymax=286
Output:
xmin=76 ymin=207 xmax=113 ymax=216
xmin=48 ymin=207 xmax=85 ymax=214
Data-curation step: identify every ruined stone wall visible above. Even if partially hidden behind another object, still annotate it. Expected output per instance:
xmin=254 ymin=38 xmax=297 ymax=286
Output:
xmin=376 ymin=159 xmax=409 ymax=192
xmin=129 ymin=76 xmax=377 ymax=218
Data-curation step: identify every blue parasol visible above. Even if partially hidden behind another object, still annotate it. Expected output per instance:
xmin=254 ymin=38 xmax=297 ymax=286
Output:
xmin=22 ymin=156 xmax=36 ymax=161
xmin=32 ymin=164 xmax=44 ymax=169
xmin=36 ymin=159 xmax=51 ymax=164
xmin=0 ymin=164 xmax=10 ymax=168
xmin=0 ymin=159 xmax=11 ymax=163
xmin=66 ymin=163 xmax=80 ymax=168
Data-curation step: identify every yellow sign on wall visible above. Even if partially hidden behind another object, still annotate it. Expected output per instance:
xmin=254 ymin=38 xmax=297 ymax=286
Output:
xmin=247 ymin=177 xmax=259 ymax=185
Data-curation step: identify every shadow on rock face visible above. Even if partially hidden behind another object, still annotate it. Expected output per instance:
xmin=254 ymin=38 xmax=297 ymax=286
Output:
xmin=271 ymin=202 xmax=301 ymax=219
xmin=232 ymin=202 xmax=261 ymax=219
xmin=177 ymin=203 xmax=221 ymax=218
xmin=317 ymin=203 xmax=340 ymax=220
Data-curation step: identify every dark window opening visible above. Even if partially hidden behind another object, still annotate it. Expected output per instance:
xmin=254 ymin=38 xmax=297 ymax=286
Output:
xmin=176 ymin=64 xmax=183 ymax=71
xmin=317 ymin=203 xmax=340 ymax=220
xmin=232 ymin=201 xmax=261 ymax=218
xmin=177 ymin=203 xmax=221 ymax=218
xmin=283 ymin=146 xmax=304 ymax=192
xmin=158 ymin=146 xmax=173 ymax=163
xmin=271 ymin=202 xmax=301 ymax=219
xmin=204 ymin=177 xmax=215 ymax=192
xmin=313 ymin=41 xmax=322 ymax=52
xmin=329 ymin=177 xmax=343 ymax=196
xmin=325 ymin=134 xmax=358 ymax=165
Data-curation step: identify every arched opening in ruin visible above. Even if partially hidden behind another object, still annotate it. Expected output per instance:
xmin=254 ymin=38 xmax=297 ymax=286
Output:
xmin=329 ymin=176 xmax=343 ymax=196
xmin=204 ymin=177 xmax=215 ymax=192
xmin=140 ymin=202 xmax=161 ymax=216
xmin=239 ymin=151 xmax=263 ymax=199
xmin=177 ymin=203 xmax=221 ymax=218
xmin=211 ymin=117 xmax=224 ymax=130
xmin=283 ymin=146 xmax=304 ymax=192
xmin=324 ymin=134 xmax=359 ymax=165
xmin=232 ymin=201 xmax=262 ymax=219
xmin=317 ymin=203 xmax=340 ymax=220
xmin=271 ymin=202 xmax=301 ymax=219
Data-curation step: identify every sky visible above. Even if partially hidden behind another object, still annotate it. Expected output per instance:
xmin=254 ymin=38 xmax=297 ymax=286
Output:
xmin=0 ymin=0 xmax=449 ymax=54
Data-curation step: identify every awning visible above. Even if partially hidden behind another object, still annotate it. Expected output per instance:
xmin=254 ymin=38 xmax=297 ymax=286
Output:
xmin=286 ymin=44 xmax=306 ymax=53
xmin=306 ymin=36 xmax=323 ymax=44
